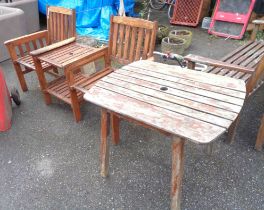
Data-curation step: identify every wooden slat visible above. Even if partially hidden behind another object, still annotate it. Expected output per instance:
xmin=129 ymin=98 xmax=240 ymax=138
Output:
xmin=31 ymin=40 xmax=38 ymax=50
xmin=209 ymin=41 xmax=259 ymax=74
xmin=73 ymin=67 xmax=113 ymax=91
xmin=48 ymin=6 xmax=74 ymax=15
xmin=100 ymin=76 xmax=241 ymax=113
xmin=226 ymin=45 xmax=264 ymax=78
xmin=117 ymin=24 xmax=125 ymax=58
xmin=112 ymin=23 xmax=119 ymax=57
xmin=117 ymin=67 xmax=245 ymax=99
xmin=41 ymin=44 xmax=79 ymax=60
xmin=25 ymin=42 xmax=31 ymax=53
xmin=17 ymin=55 xmax=52 ymax=70
xmin=38 ymin=38 xmax=45 ymax=48
xmin=84 ymin=86 xmax=226 ymax=144
xmin=129 ymin=27 xmax=137 ymax=62
xmin=218 ymin=43 xmax=264 ymax=76
xmin=135 ymin=28 xmax=144 ymax=60
xmin=130 ymin=60 xmax=246 ymax=91
xmin=30 ymin=38 xmax=75 ymax=56
xmin=123 ymin=25 xmax=130 ymax=60
xmin=184 ymin=54 xmax=254 ymax=74
xmin=18 ymin=45 xmax=24 ymax=57
xmin=110 ymin=71 xmax=244 ymax=105
xmin=95 ymin=80 xmax=232 ymax=127
xmin=61 ymin=14 xmax=65 ymax=40
xmin=142 ymin=29 xmax=151 ymax=59
xmin=113 ymin=16 xmax=156 ymax=30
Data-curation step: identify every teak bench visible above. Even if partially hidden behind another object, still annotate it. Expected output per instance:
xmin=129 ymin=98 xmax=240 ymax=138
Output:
xmin=68 ymin=16 xmax=158 ymax=121
xmin=185 ymin=40 xmax=264 ymax=143
xmin=5 ymin=6 xmax=76 ymax=92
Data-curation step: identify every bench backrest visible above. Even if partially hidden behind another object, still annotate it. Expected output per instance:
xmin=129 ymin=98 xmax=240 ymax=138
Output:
xmin=47 ymin=6 xmax=76 ymax=45
xmin=108 ymin=16 xmax=158 ymax=65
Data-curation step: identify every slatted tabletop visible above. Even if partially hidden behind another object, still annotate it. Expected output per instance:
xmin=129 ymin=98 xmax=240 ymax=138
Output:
xmin=37 ymin=42 xmax=101 ymax=68
xmin=84 ymin=60 xmax=246 ymax=144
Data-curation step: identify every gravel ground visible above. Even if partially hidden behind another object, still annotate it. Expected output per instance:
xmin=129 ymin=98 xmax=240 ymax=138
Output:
xmin=0 ymin=9 xmax=264 ymax=210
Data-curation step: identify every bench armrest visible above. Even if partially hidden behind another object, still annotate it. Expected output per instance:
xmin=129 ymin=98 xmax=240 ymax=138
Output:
xmin=4 ymin=30 xmax=48 ymax=47
xmin=30 ymin=37 xmax=76 ymax=56
xmin=185 ymin=54 xmax=255 ymax=74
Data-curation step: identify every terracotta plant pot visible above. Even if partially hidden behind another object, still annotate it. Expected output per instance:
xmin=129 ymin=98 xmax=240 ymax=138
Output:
xmin=161 ymin=37 xmax=186 ymax=55
xmin=169 ymin=30 xmax=192 ymax=49
xmin=156 ymin=25 xmax=170 ymax=44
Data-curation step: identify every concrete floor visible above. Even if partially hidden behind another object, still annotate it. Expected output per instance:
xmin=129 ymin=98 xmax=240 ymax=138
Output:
xmin=0 ymin=10 xmax=264 ymax=210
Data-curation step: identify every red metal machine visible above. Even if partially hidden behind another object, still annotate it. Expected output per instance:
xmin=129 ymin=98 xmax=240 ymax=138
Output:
xmin=208 ymin=0 xmax=256 ymax=39
xmin=0 ymin=68 xmax=20 ymax=132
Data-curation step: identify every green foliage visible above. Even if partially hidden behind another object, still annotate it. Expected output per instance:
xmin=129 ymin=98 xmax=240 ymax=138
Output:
xmin=135 ymin=0 xmax=149 ymax=18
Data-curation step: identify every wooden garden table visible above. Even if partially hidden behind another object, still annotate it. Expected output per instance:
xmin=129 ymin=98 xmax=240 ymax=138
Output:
xmin=83 ymin=60 xmax=246 ymax=210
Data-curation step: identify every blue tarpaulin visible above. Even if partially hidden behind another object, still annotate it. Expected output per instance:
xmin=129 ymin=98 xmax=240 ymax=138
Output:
xmin=38 ymin=0 xmax=135 ymax=42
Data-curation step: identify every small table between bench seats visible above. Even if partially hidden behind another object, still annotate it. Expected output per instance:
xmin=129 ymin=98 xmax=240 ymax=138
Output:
xmin=84 ymin=60 xmax=246 ymax=210
xmin=31 ymin=41 xmax=108 ymax=121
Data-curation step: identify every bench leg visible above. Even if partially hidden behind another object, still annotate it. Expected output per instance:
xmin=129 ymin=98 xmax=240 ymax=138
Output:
xmin=226 ymin=114 xmax=240 ymax=144
xmin=32 ymin=57 xmax=52 ymax=105
xmin=255 ymin=116 xmax=264 ymax=151
xmin=111 ymin=113 xmax=120 ymax=145
xmin=100 ymin=109 xmax=109 ymax=177
xmin=171 ymin=136 xmax=185 ymax=210
xmin=14 ymin=63 xmax=28 ymax=92
xmin=70 ymin=89 xmax=81 ymax=122
xmin=251 ymin=24 xmax=260 ymax=41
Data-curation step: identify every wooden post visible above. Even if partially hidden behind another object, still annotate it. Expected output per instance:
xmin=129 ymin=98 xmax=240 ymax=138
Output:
xmin=255 ymin=115 xmax=264 ymax=151
xmin=171 ymin=136 xmax=185 ymax=210
xmin=14 ymin=63 xmax=28 ymax=92
xmin=70 ymin=89 xmax=81 ymax=122
xmin=251 ymin=24 xmax=259 ymax=41
xmin=111 ymin=113 xmax=120 ymax=145
xmin=66 ymin=67 xmax=81 ymax=122
xmin=100 ymin=109 xmax=109 ymax=177
xmin=32 ymin=56 xmax=52 ymax=105
xmin=226 ymin=114 xmax=240 ymax=144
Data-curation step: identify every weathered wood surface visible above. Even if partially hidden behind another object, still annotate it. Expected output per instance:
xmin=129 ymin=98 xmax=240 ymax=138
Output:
xmin=109 ymin=16 xmax=158 ymax=65
xmin=84 ymin=60 xmax=246 ymax=144
xmin=36 ymin=42 xmax=103 ymax=69
xmin=33 ymin=41 xmax=108 ymax=122
xmin=47 ymin=6 xmax=76 ymax=44
xmin=68 ymin=16 xmax=158 ymax=121
xmin=171 ymin=137 xmax=185 ymax=210
xmin=30 ymin=37 xmax=76 ymax=56
xmin=184 ymin=41 xmax=264 ymax=94
xmin=4 ymin=6 xmax=76 ymax=92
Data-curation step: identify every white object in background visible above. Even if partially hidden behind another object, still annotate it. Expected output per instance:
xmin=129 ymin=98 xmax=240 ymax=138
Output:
xmin=118 ymin=0 xmax=126 ymax=16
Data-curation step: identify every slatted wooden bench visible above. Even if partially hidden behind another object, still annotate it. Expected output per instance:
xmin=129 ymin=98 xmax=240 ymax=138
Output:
xmin=185 ymin=40 xmax=264 ymax=142
xmin=5 ymin=6 xmax=76 ymax=92
xmin=68 ymin=16 xmax=158 ymax=121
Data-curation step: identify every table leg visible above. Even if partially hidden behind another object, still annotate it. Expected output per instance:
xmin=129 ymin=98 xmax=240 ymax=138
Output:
xmin=111 ymin=113 xmax=120 ymax=145
xmin=227 ymin=114 xmax=240 ymax=144
xmin=70 ymin=89 xmax=81 ymax=122
xmin=32 ymin=56 xmax=52 ymax=105
xmin=171 ymin=136 xmax=185 ymax=210
xmin=100 ymin=108 xmax=109 ymax=177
